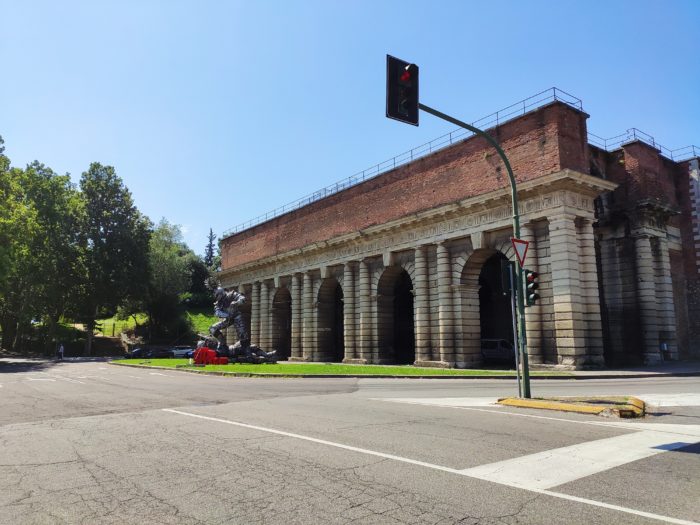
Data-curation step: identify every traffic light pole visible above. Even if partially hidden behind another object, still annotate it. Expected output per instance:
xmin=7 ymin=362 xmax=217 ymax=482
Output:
xmin=418 ymin=103 xmax=531 ymax=398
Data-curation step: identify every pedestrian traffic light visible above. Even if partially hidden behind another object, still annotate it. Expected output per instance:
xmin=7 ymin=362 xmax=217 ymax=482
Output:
xmin=386 ymin=55 xmax=419 ymax=126
xmin=525 ymin=269 xmax=540 ymax=306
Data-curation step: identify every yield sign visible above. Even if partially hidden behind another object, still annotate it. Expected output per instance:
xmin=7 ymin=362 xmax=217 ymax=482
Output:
xmin=511 ymin=237 xmax=529 ymax=268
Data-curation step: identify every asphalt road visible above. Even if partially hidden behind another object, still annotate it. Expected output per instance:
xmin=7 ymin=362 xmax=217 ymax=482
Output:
xmin=0 ymin=360 xmax=698 ymax=525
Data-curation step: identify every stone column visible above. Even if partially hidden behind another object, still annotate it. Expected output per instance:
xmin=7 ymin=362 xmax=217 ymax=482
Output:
xmin=654 ymin=236 xmax=678 ymax=360
xmin=343 ymin=262 xmax=356 ymax=361
xmin=634 ymin=234 xmax=662 ymax=364
xmin=259 ymin=280 xmax=270 ymax=350
xmin=290 ymin=273 xmax=302 ymax=359
xmin=521 ymin=223 xmax=543 ymax=364
xmin=302 ymin=272 xmax=314 ymax=361
xmin=577 ymin=218 xmax=604 ymax=367
xmin=250 ymin=281 xmax=261 ymax=345
xmin=358 ymin=260 xmax=371 ymax=363
xmin=458 ymin=283 xmax=482 ymax=367
xmin=413 ymin=245 xmax=431 ymax=362
xmin=548 ymin=213 xmax=586 ymax=368
xmin=437 ymin=242 xmax=454 ymax=364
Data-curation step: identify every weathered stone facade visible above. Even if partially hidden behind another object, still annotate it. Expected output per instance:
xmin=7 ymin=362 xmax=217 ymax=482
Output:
xmin=220 ymin=100 xmax=699 ymax=369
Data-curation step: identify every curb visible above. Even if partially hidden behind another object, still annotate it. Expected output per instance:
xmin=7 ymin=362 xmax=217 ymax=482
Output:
xmin=108 ymin=361 xmax=700 ymax=380
xmin=497 ymin=396 xmax=646 ymax=418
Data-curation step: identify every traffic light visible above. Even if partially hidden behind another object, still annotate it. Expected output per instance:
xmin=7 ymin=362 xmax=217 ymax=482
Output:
xmin=386 ymin=55 xmax=419 ymax=126
xmin=525 ymin=269 xmax=540 ymax=306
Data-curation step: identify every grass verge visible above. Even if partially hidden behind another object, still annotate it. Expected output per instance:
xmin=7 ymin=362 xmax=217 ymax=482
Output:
xmin=112 ymin=359 xmax=571 ymax=377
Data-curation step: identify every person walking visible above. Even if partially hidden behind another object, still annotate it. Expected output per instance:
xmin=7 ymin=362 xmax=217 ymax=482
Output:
xmin=57 ymin=343 xmax=64 ymax=361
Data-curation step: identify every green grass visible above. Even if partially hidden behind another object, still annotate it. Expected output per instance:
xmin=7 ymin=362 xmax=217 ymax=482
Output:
xmin=95 ymin=308 xmax=216 ymax=337
xmin=112 ymin=359 xmax=571 ymax=377
xmin=185 ymin=308 xmax=218 ymax=334
xmin=96 ymin=314 xmax=148 ymax=337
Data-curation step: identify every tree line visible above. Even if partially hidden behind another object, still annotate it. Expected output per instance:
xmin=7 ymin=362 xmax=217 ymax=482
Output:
xmin=0 ymin=136 xmax=219 ymax=355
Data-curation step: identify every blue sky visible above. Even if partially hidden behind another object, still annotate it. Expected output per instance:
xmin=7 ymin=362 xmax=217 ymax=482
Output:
xmin=2 ymin=1 xmax=699 ymax=254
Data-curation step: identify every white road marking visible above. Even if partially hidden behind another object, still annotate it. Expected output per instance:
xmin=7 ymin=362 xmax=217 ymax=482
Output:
xmin=149 ymin=372 xmax=167 ymax=376
xmin=27 ymin=378 xmax=56 ymax=381
xmin=460 ymin=429 xmax=695 ymax=489
xmin=163 ymin=408 xmax=699 ymax=525
xmin=634 ymin=393 xmax=700 ymax=407
xmin=378 ymin=397 xmax=502 ymax=407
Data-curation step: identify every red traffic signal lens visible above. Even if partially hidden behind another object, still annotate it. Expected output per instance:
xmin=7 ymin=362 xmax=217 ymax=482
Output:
xmin=400 ymin=70 xmax=411 ymax=82
xmin=526 ymin=271 xmax=539 ymax=282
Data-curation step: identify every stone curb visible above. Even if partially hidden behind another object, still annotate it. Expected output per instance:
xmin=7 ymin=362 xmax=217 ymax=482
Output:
xmin=108 ymin=361 xmax=699 ymax=380
xmin=497 ymin=397 xmax=646 ymax=418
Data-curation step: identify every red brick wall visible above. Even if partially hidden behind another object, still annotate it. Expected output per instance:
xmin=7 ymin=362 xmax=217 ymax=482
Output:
xmin=611 ymin=142 xmax=681 ymax=206
xmin=222 ymin=102 xmax=589 ymax=270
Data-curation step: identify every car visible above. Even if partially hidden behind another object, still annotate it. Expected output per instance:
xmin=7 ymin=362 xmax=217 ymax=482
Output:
xmin=125 ymin=347 xmax=173 ymax=359
xmin=169 ymin=345 xmax=194 ymax=358
xmin=481 ymin=339 xmax=515 ymax=363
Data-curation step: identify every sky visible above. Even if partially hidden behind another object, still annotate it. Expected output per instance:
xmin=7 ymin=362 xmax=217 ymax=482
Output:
xmin=2 ymin=0 xmax=699 ymax=255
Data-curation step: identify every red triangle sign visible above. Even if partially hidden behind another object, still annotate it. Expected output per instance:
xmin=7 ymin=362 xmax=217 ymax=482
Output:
xmin=511 ymin=237 xmax=529 ymax=268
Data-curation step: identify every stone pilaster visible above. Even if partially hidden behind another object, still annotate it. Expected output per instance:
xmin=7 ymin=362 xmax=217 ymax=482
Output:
xmin=342 ymin=262 xmax=357 ymax=361
xmin=358 ymin=260 xmax=371 ymax=363
xmin=301 ymin=272 xmax=314 ymax=361
xmin=290 ymin=273 xmax=302 ymax=358
xmin=437 ymin=242 xmax=454 ymax=364
xmin=577 ymin=218 xmax=604 ymax=367
xmin=521 ymin=223 xmax=543 ymax=364
xmin=634 ymin=234 xmax=662 ymax=364
xmin=548 ymin=213 xmax=586 ymax=367
xmin=259 ymin=280 xmax=270 ymax=350
xmin=250 ymin=281 xmax=261 ymax=345
xmin=413 ymin=245 xmax=431 ymax=361
xmin=654 ymin=236 xmax=678 ymax=359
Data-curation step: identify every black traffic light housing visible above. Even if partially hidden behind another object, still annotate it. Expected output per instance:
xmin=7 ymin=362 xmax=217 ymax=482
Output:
xmin=386 ymin=55 xmax=419 ymax=126
xmin=525 ymin=269 xmax=540 ymax=306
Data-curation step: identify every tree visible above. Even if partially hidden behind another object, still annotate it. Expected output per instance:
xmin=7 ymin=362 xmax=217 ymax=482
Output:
xmin=204 ymin=228 xmax=216 ymax=268
xmin=144 ymin=219 xmax=191 ymax=337
xmin=77 ymin=163 xmax=151 ymax=355
xmin=20 ymin=162 xmax=85 ymax=353
xmin=0 ymin=138 xmax=39 ymax=351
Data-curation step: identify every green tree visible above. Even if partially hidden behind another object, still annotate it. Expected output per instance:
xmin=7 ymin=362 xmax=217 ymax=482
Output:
xmin=0 ymin=139 xmax=39 ymax=351
xmin=204 ymin=228 xmax=216 ymax=268
xmin=20 ymin=162 xmax=85 ymax=353
xmin=78 ymin=163 xmax=151 ymax=355
xmin=144 ymin=219 xmax=191 ymax=337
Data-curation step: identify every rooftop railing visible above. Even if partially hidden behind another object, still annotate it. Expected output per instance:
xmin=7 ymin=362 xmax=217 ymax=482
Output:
xmin=588 ymin=128 xmax=699 ymax=162
xmin=222 ymin=87 xmax=582 ymax=238
xmin=223 ymin=88 xmax=698 ymax=238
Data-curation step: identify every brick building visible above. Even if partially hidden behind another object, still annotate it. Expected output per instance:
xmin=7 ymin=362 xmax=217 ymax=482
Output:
xmin=219 ymin=89 xmax=700 ymax=369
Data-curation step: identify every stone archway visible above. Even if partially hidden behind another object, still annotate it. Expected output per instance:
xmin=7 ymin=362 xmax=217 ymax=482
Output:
xmin=460 ymin=249 xmax=514 ymax=365
xmin=317 ymin=279 xmax=344 ymax=362
xmin=271 ymin=287 xmax=291 ymax=360
xmin=377 ymin=266 xmax=415 ymax=364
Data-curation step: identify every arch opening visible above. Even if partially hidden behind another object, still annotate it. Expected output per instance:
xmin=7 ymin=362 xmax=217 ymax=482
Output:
xmin=271 ymin=287 xmax=292 ymax=360
xmin=317 ymin=279 xmax=344 ymax=362
xmin=377 ymin=267 xmax=415 ymax=365
xmin=478 ymin=252 xmax=515 ymax=363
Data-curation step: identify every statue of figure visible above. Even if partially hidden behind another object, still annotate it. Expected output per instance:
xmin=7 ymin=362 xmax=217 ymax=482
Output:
xmin=209 ymin=287 xmax=250 ymax=353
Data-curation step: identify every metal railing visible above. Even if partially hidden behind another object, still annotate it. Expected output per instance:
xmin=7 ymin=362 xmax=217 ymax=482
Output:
xmin=588 ymin=128 xmax=699 ymax=162
xmin=222 ymin=87 xmax=583 ymax=238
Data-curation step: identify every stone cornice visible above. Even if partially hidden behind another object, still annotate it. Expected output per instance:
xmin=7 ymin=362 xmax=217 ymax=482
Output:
xmin=219 ymin=170 xmax=618 ymax=283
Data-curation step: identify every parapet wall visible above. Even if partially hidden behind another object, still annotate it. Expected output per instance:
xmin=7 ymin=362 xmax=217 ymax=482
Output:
xmin=221 ymin=102 xmax=589 ymax=270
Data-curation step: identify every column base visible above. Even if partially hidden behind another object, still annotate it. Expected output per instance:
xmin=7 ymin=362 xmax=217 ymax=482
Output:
xmin=343 ymin=358 xmax=368 ymax=365
xmin=644 ymin=352 xmax=663 ymax=366
xmin=414 ymin=360 xmax=453 ymax=369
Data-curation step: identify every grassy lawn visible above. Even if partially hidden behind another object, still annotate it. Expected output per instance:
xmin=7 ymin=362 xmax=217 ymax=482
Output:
xmin=112 ymin=359 xmax=570 ymax=377
xmin=96 ymin=314 xmax=148 ymax=337
xmin=95 ymin=308 xmax=216 ymax=337
xmin=185 ymin=308 xmax=217 ymax=334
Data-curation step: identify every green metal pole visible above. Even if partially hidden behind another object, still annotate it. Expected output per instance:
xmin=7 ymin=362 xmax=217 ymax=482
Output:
xmin=418 ymin=103 xmax=531 ymax=398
